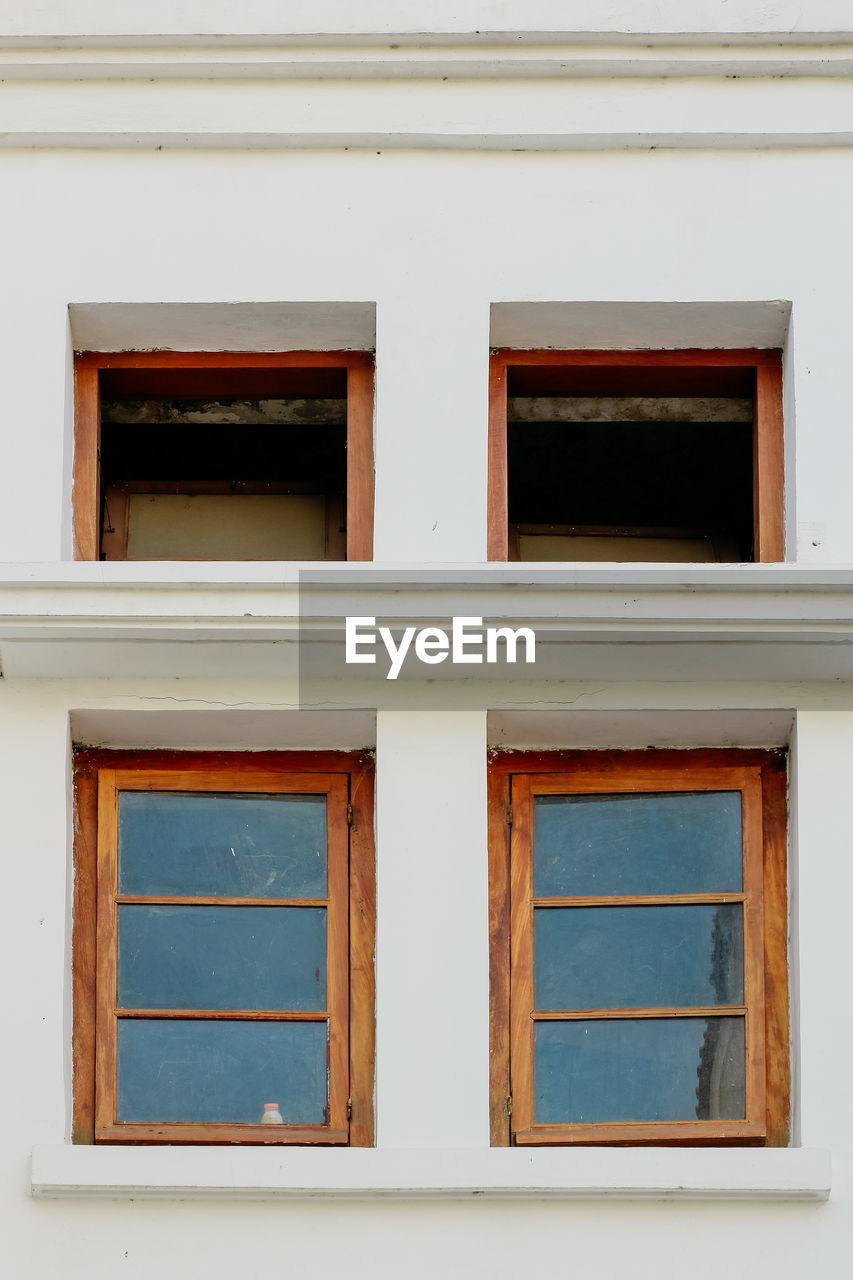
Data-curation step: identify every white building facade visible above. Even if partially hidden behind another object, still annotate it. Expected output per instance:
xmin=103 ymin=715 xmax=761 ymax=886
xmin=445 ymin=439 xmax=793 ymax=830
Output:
xmin=2 ymin=2 xmax=852 ymax=1275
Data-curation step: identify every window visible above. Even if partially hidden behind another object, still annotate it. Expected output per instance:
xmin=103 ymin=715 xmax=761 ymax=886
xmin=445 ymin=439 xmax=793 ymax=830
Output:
xmin=488 ymin=750 xmax=788 ymax=1145
xmin=488 ymin=350 xmax=784 ymax=563
xmin=73 ymin=352 xmax=374 ymax=561
xmin=72 ymin=751 xmax=375 ymax=1146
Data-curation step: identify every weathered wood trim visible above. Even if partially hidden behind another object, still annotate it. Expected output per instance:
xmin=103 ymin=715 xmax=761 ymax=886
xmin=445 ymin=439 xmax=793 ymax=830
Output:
xmin=71 ymin=765 xmax=98 ymax=1144
xmin=488 ymin=350 xmax=784 ymax=564
xmin=487 ymin=355 xmax=509 ymax=560
xmin=488 ymin=747 xmax=785 ymax=774
xmin=95 ymin=1125 xmax=350 ymax=1146
xmin=346 ymin=356 xmax=375 ymax=561
xmin=75 ymin=748 xmax=369 ymax=774
xmin=755 ymin=355 xmax=785 ymax=561
xmin=761 ymin=756 xmax=790 ymax=1146
xmin=488 ymin=748 xmax=789 ymax=1147
xmin=487 ymin=768 xmax=511 ymax=1145
xmin=72 ymin=359 xmax=100 ymax=561
xmin=490 ymin=348 xmax=783 ymax=370
xmin=73 ymin=351 xmax=374 ymax=562
xmin=73 ymin=749 xmax=375 ymax=1148
xmin=348 ymin=756 xmax=377 ymax=1147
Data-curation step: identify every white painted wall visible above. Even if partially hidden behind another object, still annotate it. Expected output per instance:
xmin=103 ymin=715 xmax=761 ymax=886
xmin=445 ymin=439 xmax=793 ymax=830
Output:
xmin=375 ymin=710 xmax=488 ymax=1147
xmin=2 ymin=146 xmax=853 ymax=561
xmin=0 ymin=680 xmax=849 ymax=1277
xmin=0 ymin=1 xmax=851 ymax=40
xmin=2 ymin=4 xmax=853 ymax=1277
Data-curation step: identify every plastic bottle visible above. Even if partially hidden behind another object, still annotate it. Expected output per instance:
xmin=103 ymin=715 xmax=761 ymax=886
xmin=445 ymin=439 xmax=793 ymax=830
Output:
xmin=261 ymin=1102 xmax=284 ymax=1124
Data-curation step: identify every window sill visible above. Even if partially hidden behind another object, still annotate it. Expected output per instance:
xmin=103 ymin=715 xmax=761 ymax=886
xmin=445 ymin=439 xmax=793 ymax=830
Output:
xmin=31 ymin=1145 xmax=830 ymax=1202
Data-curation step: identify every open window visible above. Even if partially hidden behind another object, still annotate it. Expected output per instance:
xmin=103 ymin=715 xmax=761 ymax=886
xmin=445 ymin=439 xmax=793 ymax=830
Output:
xmin=72 ymin=750 xmax=375 ymax=1146
xmin=488 ymin=351 xmax=784 ymax=563
xmin=73 ymin=352 xmax=374 ymax=561
xmin=488 ymin=749 xmax=789 ymax=1146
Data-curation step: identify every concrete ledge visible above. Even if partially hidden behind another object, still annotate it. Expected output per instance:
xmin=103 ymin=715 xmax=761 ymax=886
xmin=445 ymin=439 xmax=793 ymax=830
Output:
xmin=68 ymin=301 xmax=376 ymax=355
xmin=7 ymin=562 xmax=853 ymax=632
xmin=31 ymin=1145 xmax=831 ymax=1202
xmin=6 ymin=564 xmax=853 ymax=680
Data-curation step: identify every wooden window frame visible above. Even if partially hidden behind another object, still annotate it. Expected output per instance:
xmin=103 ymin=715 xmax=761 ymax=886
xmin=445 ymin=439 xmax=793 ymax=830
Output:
xmin=488 ymin=349 xmax=785 ymax=563
xmin=488 ymin=749 xmax=789 ymax=1147
xmin=72 ymin=749 xmax=375 ymax=1147
xmin=73 ymin=351 xmax=375 ymax=562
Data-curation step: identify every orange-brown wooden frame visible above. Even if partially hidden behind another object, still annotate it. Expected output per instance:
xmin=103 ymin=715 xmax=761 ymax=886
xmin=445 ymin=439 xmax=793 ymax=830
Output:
xmin=487 ymin=748 xmax=789 ymax=1147
xmin=72 ymin=749 xmax=375 ymax=1147
xmin=73 ymin=351 xmax=375 ymax=563
xmin=487 ymin=350 xmax=785 ymax=563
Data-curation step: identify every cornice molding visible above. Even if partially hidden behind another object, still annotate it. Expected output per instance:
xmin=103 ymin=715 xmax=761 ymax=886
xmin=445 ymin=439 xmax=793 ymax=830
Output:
xmin=1 ymin=35 xmax=853 ymax=81
xmin=3 ymin=563 xmax=853 ymax=631
xmin=2 ymin=47 xmax=853 ymax=150
xmin=4 ymin=565 xmax=853 ymax=680
xmin=4 ymin=132 xmax=853 ymax=153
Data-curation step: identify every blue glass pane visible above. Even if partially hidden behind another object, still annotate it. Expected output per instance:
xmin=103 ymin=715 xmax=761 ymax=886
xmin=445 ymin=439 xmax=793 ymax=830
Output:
xmin=535 ymin=904 xmax=743 ymax=1010
xmin=118 ymin=905 xmax=326 ymax=1011
xmin=118 ymin=792 xmax=327 ymax=897
xmin=117 ymin=1019 xmax=327 ymax=1124
xmin=533 ymin=791 xmax=742 ymax=896
xmin=534 ymin=1017 xmax=745 ymax=1123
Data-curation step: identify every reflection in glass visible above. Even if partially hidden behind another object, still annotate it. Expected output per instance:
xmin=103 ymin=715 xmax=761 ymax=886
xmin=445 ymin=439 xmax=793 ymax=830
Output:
xmin=535 ymin=904 xmax=743 ymax=1010
xmin=117 ymin=1018 xmax=327 ymax=1124
xmin=118 ymin=792 xmax=327 ymax=898
xmin=533 ymin=791 xmax=742 ymax=897
xmin=118 ymin=905 xmax=326 ymax=1011
xmin=534 ymin=1017 xmax=745 ymax=1124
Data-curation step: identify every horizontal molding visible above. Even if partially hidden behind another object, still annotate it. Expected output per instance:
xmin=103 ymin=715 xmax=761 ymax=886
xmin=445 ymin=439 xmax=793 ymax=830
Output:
xmin=4 ymin=563 xmax=853 ymax=631
xmin=5 ymin=565 xmax=853 ymax=681
xmin=6 ymin=558 xmax=853 ymax=587
xmin=0 ymin=0 xmax=851 ymax=45
xmin=31 ymin=1144 xmax=831 ymax=1201
xmin=4 ymin=131 xmax=853 ymax=152
xmin=2 ymin=41 xmax=853 ymax=81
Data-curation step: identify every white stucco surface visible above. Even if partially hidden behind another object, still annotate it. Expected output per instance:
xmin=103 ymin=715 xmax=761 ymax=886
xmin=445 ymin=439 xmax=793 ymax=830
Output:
xmin=0 ymin=145 xmax=852 ymax=562
xmin=0 ymin=2 xmax=851 ymax=40
xmin=0 ymin=679 xmax=848 ymax=1274
xmin=1 ymin=4 xmax=853 ymax=1277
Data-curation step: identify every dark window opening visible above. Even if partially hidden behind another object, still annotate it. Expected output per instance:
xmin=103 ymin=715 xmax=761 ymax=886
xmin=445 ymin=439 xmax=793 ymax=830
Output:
xmin=501 ymin=361 xmax=762 ymax=563
xmin=97 ymin=366 xmax=349 ymax=561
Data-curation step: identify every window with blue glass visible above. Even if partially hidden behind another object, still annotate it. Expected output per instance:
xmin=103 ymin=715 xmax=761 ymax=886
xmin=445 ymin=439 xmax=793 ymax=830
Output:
xmin=74 ymin=753 xmax=375 ymax=1146
xmin=489 ymin=750 xmax=789 ymax=1146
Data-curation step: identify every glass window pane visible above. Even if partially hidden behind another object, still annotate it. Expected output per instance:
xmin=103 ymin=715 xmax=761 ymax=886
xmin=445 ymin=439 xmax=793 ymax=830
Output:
xmin=118 ymin=792 xmax=327 ymax=898
xmin=117 ymin=1019 xmax=327 ymax=1124
xmin=534 ymin=1017 xmax=745 ymax=1124
xmin=118 ymin=905 xmax=326 ymax=1011
xmin=533 ymin=791 xmax=742 ymax=897
xmin=535 ymin=904 xmax=743 ymax=1010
